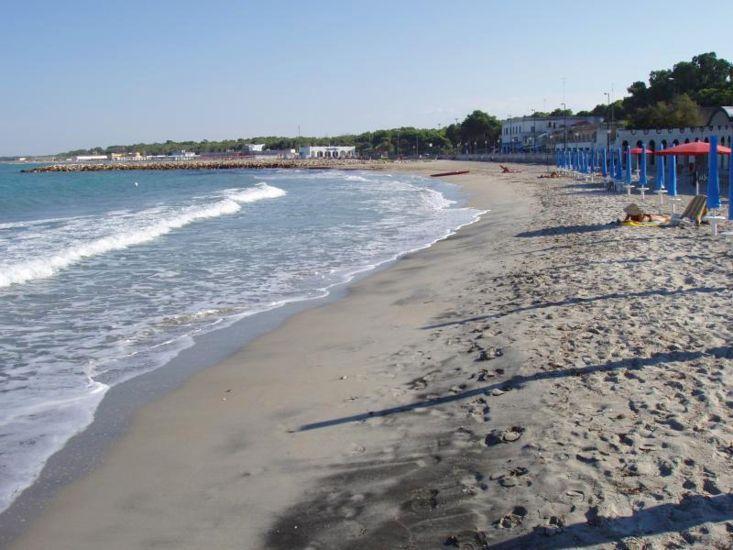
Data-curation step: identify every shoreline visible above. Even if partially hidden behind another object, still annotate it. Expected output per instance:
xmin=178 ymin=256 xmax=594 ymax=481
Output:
xmin=0 ymin=160 xmax=498 ymax=547
xmin=5 ymin=160 xmax=732 ymax=549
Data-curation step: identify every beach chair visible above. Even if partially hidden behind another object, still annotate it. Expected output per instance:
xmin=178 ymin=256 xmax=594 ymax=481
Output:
xmin=679 ymin=195 xmax=708 ymax=225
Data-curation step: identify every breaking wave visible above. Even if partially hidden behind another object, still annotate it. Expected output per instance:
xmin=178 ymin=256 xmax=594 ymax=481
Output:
xmin=0 ymin=183 xmax=286 ymax=288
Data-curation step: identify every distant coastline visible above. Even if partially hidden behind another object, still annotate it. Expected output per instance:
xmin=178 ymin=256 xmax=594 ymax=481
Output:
xmin=22 ymin=158 xmax=393 ymax=173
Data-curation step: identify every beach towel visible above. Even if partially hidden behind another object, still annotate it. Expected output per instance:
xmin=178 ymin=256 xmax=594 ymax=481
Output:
xmin=621 ymin=220 xmax=664 ymax=227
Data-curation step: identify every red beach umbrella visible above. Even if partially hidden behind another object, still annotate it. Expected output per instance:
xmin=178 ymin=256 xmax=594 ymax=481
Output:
xmin=629 ymin=147 xmax=653 ymax=155
xmin=655 ymin=142 xmax=731 ymax=156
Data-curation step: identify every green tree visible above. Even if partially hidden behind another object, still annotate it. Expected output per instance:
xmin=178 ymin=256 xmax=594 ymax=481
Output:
xmin=629 ymin=94 xmax=702 ymax=129
xmin=549 ymin=108 xmax=573 ymax=117
xmin=458 ymin=110 xmax=501 ymax=152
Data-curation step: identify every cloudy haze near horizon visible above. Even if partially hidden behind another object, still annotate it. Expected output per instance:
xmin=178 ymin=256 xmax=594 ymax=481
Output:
xmin=2 ymin=0 xmax=731 ymax=156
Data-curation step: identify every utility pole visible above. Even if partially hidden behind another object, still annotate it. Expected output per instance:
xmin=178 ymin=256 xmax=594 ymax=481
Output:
xmin=561 ymin=77 xmax=568 ymax=155
xmin=610 ymin=83 xmax=615 ymax=141
xmin=604 ymin=92 xmax=611 ymax=149
xmin=530 ymin=108 xmax=536 ymax=153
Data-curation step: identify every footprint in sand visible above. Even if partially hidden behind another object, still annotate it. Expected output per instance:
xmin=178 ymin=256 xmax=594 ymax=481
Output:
xmin=494 ymin=506 xmax=528 ymax=528
xmin=485 ymin=426 xmax=525 ymax=446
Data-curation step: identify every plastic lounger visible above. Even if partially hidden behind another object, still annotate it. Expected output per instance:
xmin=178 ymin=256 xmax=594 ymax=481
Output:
xmin=679 ymin=195 xmax=708 ymax=225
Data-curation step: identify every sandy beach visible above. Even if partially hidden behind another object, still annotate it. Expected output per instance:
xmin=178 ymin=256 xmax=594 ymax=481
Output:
xmin=3 ymin=160 xmax=732 ymax=549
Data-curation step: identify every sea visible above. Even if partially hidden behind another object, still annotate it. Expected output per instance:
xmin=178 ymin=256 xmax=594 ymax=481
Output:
xmin=0 ymin=164 xmax=483 ymax=513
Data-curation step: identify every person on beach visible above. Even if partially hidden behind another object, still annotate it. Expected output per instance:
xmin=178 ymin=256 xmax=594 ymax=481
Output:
xmin=619 ymin=203 xmax=670 ymax=224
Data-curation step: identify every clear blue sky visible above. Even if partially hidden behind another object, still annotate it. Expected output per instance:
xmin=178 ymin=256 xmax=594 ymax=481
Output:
xmin=2 ymin=0 xmax=731 ymax=155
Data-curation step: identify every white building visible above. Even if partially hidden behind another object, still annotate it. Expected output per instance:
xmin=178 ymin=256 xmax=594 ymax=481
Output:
xmin=615 ymin=106 xmax=733 ymax=153
xmin=252 ymin=149 xmax=298 ymax=159
xmin=501 ymin=115 xmax=604 ymax=152
xmin=75 ymin=155 xmax=108 ymax=161
xmin=244 ymin=143 xmax=265 ymax=152
xmin=169 ymin=150 xmax=197 ymax=160
xmin=299 ymin=146 xmax=356 ymax=159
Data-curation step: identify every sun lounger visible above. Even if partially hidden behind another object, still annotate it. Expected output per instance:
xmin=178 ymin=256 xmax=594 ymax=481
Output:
xmin=679 ymin=195 xmax=708 ymax=225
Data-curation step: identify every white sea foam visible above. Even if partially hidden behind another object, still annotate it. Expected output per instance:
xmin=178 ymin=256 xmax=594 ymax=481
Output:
xmin=0 ymin=183 xmax=286 ymax=288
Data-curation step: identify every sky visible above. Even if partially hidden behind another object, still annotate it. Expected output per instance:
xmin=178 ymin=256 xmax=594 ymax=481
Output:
xmin=1 ymin=0 xmax=732 ymax=156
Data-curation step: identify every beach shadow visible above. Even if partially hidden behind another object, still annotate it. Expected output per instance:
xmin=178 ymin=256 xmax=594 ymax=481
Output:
xmin=421 ymin=285 xmax=729 ymax=330
xmin=295 ymin=346 xmax=731 ymax=432
xmin=562 ymin=183 xmax=605 ymax=189
xmin=487 ymin=493 xmax=733 ymax=549
xmin=516 ymin=223 xmax=615 ymax=238
xmin=516 ymin=235 xmax=660 ymax=256
xmin=548 ymin=257 xmax=652 ymax=271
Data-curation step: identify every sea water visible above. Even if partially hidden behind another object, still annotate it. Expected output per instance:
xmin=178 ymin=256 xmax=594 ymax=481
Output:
xmin=0 ymin=165 xmax=483 ymax=512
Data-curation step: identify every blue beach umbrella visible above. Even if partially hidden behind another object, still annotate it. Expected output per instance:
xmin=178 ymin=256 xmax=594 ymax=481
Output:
xmin=625 ymin=148 xmax=632 ymax=184
xmin=610 ymin=148 xmax=616 ymax=179
xmin=602 ymin=148 xmax=608 ymax=178
xmin=616 ymin=147 xmax=623 ymax=180
xmin=655 ymin=147 xmax=665 ymax=190
xmin=729 ymin=150 xmax=733 ymax=220
xmin=707 ymin=136 xmax=721 ymax=210
xmin=639 ymin=143 xmax=648 ymax=186
xmin=667 ymin=154 xmax=677 ymax=197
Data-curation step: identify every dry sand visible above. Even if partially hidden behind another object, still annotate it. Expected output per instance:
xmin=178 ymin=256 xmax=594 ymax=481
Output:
xmin=4 ymin=161 xmax=733 ymax=549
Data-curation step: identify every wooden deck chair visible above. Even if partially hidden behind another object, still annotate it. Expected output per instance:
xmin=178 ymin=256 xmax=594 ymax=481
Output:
xmin=679 ymin=195 xmax=708 ymax=225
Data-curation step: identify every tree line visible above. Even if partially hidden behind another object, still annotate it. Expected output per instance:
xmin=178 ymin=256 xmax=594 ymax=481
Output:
xmin=60 ymin=111 xmax=502 ymax=159
xmin=576 ymin=52 xmax=731 ymax=128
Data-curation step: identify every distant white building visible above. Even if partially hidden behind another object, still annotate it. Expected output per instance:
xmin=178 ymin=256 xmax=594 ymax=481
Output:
xmin=244 ymin=143 xmax=266 ymax=152
xmin=75 ymin=155 xmax=108 ymax=161
xmin=299 ymin=146 xmax=356 ymax=159
xmin=169 ymin=150 xmax=197 ymax=160
xmin=253 ymin=149 xmax=298 ymax=159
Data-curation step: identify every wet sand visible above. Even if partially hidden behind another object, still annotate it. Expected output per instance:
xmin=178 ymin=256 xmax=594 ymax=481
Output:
xmin=5 ymin=161 xmax=733 ymax=549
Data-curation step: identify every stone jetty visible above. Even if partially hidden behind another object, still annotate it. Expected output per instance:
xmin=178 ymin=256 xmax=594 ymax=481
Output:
xmin=22 ymin=158 xmax=391 ymax=173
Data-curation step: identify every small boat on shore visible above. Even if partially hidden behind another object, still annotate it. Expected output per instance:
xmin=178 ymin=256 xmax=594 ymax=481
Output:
xmin=430 ymin=170 xmax=470 ymax=177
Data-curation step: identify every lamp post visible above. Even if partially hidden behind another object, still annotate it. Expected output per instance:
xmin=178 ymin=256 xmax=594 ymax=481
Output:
xmin=530 ymin=108 xmax=536 ymax=153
